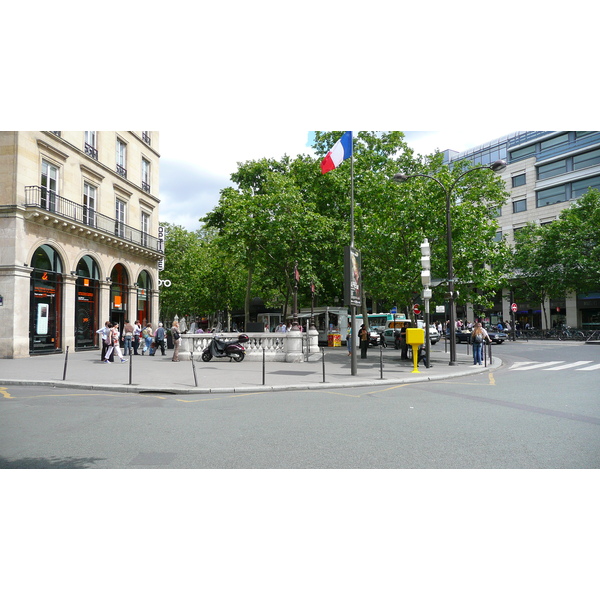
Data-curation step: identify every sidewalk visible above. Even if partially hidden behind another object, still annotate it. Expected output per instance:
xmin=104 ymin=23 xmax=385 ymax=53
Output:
xmin=0 ymin=343 xmax=501 ymax=395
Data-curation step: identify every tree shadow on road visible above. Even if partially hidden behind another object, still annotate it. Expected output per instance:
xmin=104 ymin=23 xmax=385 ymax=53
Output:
xmin=0 ymin=455 xmax=106 ymax=468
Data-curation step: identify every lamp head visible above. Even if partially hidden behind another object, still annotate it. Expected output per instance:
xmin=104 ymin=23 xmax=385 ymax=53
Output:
xmin=490 ymin=159 xmax=507 ymax=174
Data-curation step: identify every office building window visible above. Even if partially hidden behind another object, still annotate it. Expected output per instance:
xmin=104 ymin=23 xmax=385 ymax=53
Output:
xmin=512 ymin=173 xmax=526 ymax=187
xmin=493 ymin=231 xmax=503 ymax=242
xmin=510 ymin=144 xmax=536 ymax=161
xmin=116 ymin=138 xmax=127 ymax=178
xmin=85 ymin=131 xmax=98 ymax=160
xmin=537 ymin=184 xmax=567 ymax=207
xmin=513 ymin=198 xmax=527 ymax=213
xmin=572 ymin=175 xmax=600 ymax=198
xmin=538 ymin=159 xmax=567 ymax=180
xmin=540 ymin=133 xmax=569 ymax=150
xmin=142 ymin=158 xmax=151 ymax=193
xmin=573 ymin=148 xmax=600 ymax=171
xmin=83 ymin=183 xmax=97 ymax=227
xmin=142 ymin=131 xmax=151 ymax=145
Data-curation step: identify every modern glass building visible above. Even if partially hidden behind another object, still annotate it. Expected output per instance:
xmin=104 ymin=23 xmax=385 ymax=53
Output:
xmin=443 ymin=131 xmax=600 ymax=329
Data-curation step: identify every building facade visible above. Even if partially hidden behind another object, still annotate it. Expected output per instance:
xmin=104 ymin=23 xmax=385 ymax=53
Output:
xmin=0 ymin=131 xmax=163 ymax=359
xmin=443 ymin=131 xmax=600 ymax=329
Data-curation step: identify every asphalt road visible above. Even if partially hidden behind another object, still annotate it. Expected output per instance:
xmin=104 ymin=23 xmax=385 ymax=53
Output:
xmin=1 ymin=341 xmax=598 ymax=469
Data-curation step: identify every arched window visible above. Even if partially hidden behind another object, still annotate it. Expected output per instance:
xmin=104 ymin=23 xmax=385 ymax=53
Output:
xmin=136 ymin=270 xmax=152 ymax=325
xmin=30 ymin=244 xmax=63 ymax=353
xmin=74 ymin=256 xmax=100 ymax=349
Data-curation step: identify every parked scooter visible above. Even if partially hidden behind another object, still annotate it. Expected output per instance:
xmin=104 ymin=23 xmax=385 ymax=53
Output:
xmin=201 ymin=334 xmax=249 ymax=362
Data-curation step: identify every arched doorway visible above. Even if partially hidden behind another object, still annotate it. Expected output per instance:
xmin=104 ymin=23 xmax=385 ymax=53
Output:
xmin=109 ymin=264 xmax=129 ymax=332
xmin=30 ymin=244 xmax=63 ymax=354
xmin=136 ymin=270 xmax=152 ymax=326
xmin=74 ymin=256 xmax=100 ymax=349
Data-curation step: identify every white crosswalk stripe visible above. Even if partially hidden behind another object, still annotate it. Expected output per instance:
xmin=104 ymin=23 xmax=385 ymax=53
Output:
xmin=578 ymin=363 xmax=600 ymax=371
xmin=510 ymin=361 xmax=600 ymax=371
xmin=510 ymin=361 xmax=564 ymax=370
xmin=545 ymin=361 xmax=593 ymax=370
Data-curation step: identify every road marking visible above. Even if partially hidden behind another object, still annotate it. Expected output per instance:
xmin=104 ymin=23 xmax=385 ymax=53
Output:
xmin=544 ymin=361 xmax=593 ymax=370
xmin=489 ymin=372 xmax=496 ymax=386
xmin=577 ymin=363 xmax=600 ymax=371
xmin=0 ymin=387 xmax=13 ymax=399
xmin=510 ymin=361 xmax=564 ymax=370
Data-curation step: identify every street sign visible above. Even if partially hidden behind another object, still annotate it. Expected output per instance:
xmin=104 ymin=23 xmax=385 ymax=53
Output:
xmin=511 ymin=303 xmax=518 ymax=313
xmin=390 ymin=307 xmax=397 ymax=314
xmin=413 ymin=304 xmax=421 ymax=315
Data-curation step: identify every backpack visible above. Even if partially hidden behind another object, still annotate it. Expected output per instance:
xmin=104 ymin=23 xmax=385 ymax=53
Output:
xmin=473 ymin=333 xmax=483 ymax=343
xmin=156 ymin=328 xmax=164 ymax=341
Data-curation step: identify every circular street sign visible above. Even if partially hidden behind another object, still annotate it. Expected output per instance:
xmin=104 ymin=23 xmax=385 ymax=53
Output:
xmin=511 ymin=303 xmax=518 ymax=313
xmin=413 ymin=304 xmax=421 ymax=315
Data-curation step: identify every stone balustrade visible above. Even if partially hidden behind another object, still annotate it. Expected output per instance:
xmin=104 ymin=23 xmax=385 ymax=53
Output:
xmin=179 ymin=330 xmax=320 ymax=362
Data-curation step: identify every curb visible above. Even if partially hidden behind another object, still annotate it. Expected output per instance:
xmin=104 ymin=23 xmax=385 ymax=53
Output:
xmin=0 ymin=358 xmax=502 ymax=395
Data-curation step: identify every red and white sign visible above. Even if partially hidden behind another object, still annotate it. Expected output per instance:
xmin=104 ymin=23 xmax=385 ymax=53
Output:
xmin=413 ymin=304 xmax=421 ymax=315
xmin=511 ymin=303 xmax=518 ymax=313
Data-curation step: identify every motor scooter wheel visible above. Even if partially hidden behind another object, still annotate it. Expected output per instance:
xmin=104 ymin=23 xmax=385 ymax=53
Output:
xmin=231 ymin=352 xmax=245 ymax=362
xmin=201 ymin=351 xmax=212 ymax=362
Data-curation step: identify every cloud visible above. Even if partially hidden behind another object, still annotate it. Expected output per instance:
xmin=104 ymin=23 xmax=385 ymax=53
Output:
xmin=158 ymin=130 xmax=317 ymax=229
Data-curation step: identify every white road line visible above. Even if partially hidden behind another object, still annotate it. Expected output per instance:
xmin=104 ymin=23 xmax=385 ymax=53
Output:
xmin=544 ymin=361 xmax=593 ymax=370
xmin=511 ymin=361 xmax=564 ymax=370
xmin=577 ymin=363 xmax=600 ymax=371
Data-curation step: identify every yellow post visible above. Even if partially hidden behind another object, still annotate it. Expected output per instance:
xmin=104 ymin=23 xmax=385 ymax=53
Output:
xmin=406 ymin=328 xmax=425 ymax=374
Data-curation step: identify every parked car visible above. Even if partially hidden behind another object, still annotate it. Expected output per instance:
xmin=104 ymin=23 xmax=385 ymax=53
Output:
xmin=455 ymin=327 xmax=507 ymax=344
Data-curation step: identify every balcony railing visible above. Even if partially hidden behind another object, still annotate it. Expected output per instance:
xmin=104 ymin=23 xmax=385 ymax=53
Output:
xmin=24 ymin=185 xmax=161 ymax=252
xmin=84 ymin=143 xmax=98 ymax=160
xmin=116 ymin=164 xmax=127 ymax=178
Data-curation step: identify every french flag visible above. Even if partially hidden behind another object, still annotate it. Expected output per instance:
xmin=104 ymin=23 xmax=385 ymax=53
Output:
xmin=320 ymin=131 xmax=352 ymax=174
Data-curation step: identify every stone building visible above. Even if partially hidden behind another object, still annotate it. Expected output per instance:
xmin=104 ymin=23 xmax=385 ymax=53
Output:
xmin=0 ymin=131 xmax=163 ymax=359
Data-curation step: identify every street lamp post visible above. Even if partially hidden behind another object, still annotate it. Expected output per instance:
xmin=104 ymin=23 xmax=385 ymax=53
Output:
xmin=393 ymin=160 xmax=506 ymax=365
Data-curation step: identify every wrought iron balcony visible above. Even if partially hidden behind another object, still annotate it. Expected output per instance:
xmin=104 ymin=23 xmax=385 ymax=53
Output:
xmin=116 ymin=164 xmax=127 ymax=178
xmin=24 ymin=185 xmax=162 ymax=253
xmin=84 ymin=143 xmax=98 ymax=160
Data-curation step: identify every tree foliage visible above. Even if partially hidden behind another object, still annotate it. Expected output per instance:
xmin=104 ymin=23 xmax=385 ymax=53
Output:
xmin=511 ymin=188 xmax=600 ymax=304
xmin=162 ymin=132 xmax=513 ymax=323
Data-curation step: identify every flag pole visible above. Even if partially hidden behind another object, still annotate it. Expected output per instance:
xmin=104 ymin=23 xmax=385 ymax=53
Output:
xmin=350 ymin=133 xmax=357 ymax=376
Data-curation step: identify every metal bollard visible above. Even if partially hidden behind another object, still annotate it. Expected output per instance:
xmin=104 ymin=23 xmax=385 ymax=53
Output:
xmin=262 ymin=347 xmax=266 ymax=385
xmin=322 ymin=347 xmax=326 ymax=383
xmin=128 ymin=347 xmax=133 ymax=385
xmin=380 ymin=344 xmax=384 ymax=379
xmin=62 ymin=346 xmax=69 ymax=380
xmin=190 ymin=351 xmax=198 ymax=387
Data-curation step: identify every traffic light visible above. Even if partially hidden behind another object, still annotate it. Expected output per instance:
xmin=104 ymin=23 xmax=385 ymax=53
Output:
xmin=420 ymin=238 xmax=431 ymax=286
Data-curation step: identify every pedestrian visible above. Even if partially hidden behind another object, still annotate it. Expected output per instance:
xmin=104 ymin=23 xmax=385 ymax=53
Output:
xmin=123 ymin=319 xmax=134 ymax=356
xmin=154 ymin=322 xmax=166 ymax=356
xmin=346 ymin=327 xmax=352 ymax=356
xmin=470 ymin=322 xmax=491 ymax=365
xmin=400 ymin=323 xmax=408 ymax=360
xmin=171 ymin=321 xmax=181 ymax=362
xmin=104 ymin=322 xmax=128 ymax=363
xmin=142 ymin=323 xmax=153 ymax=355
xmin=358 ymin=324 xmax=369 ymax=359
xmin=496 ymin=321 xmax=503 ymax=332
xmin=132 ymin=320 xmax=142 ymax=355
xmin=96 ymin=321 xmax=113 ymax=362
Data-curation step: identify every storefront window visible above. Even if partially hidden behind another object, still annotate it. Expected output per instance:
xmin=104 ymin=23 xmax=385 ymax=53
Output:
xmin=137 ymin=270 xmax=152 ymax=325
xmin=110 ymin=264 xmax=129 ymax=332
xmin=75 ymin=256 xmax=100 ymax=349
xmin=30 ymin=244 xmax=63 ymax=354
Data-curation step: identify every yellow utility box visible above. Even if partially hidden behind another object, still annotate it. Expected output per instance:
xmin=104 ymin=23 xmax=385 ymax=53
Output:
xmin=328 ymin=333 xmax=341 ymax=347
xmin=406 ymin=328 xmax=424 ymax=373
